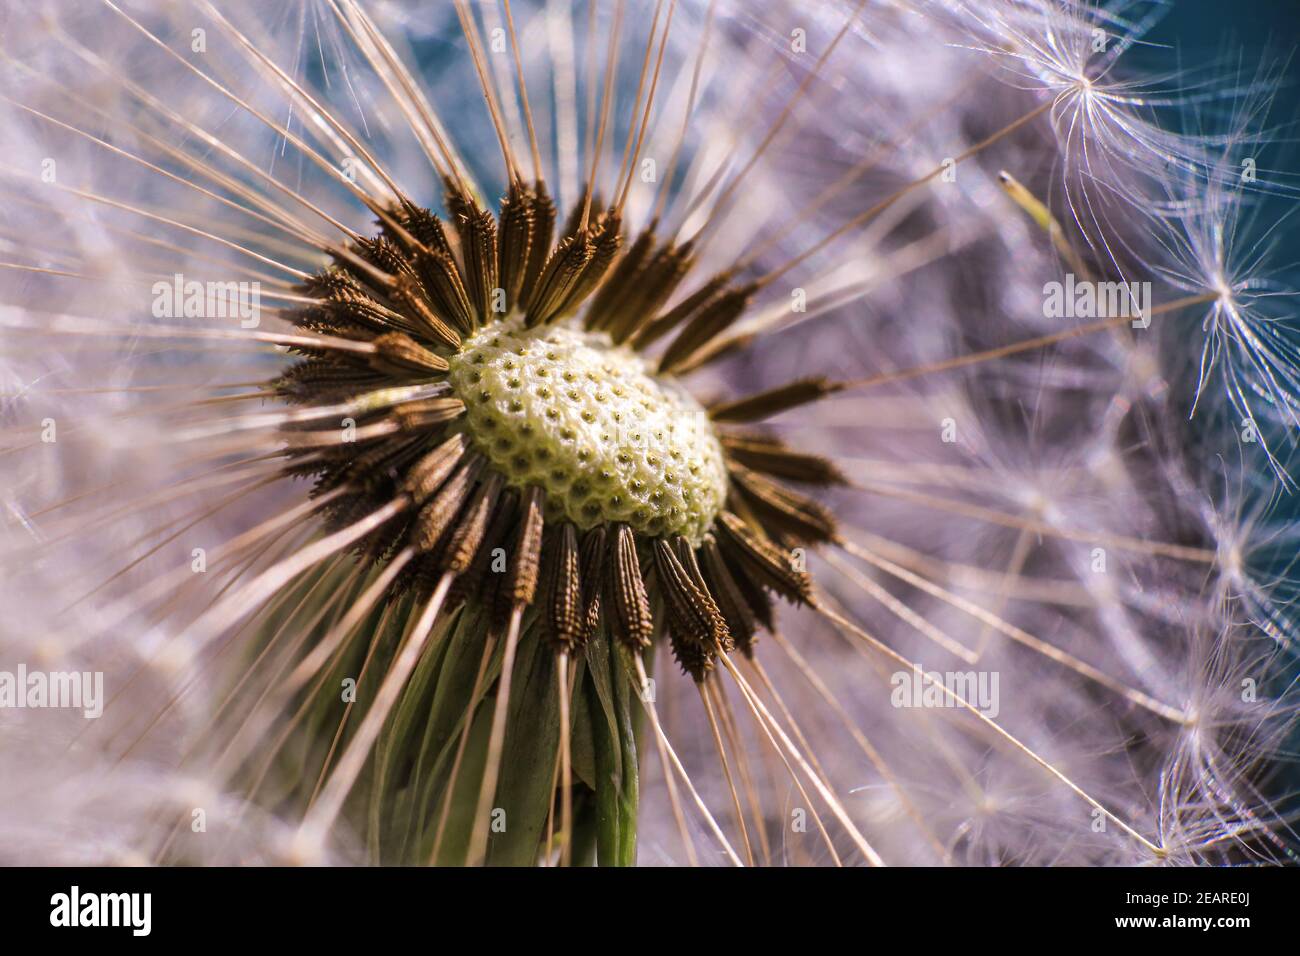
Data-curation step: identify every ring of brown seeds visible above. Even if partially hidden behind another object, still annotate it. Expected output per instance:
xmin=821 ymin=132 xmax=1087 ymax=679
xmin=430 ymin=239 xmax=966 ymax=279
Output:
xmin=276 ymin=177 xmax=845 ymax=681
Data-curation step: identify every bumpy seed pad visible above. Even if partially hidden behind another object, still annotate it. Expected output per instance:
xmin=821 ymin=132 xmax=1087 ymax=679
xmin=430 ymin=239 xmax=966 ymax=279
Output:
xmin=448 ymin=321 xmax=728 ymax=542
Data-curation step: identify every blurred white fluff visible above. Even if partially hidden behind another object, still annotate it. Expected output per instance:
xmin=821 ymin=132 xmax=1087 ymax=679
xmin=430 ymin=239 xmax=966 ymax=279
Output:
xmin=0 ymin=0 xmax=1295 ymax=865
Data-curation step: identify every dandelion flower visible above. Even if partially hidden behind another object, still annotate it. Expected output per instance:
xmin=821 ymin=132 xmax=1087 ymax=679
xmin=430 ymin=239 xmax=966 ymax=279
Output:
xmin=0 ymin=0 xmax=1296 ymax=867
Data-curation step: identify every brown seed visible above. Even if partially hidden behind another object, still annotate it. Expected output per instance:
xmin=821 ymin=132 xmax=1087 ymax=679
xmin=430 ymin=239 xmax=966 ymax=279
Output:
xmin=545 ymin=523 xmax=585 ymax=653
xmin=699 ymin=534 xmax=760 ymax=655
xmin=457 ymin=205 xmax=499 ymax=325
xmin=369 ymin=332 xmax=450 ymax=377
xmin=720 ymin=535 xmax=775 ymax=631
xmin=441 ymin=472 xmax=504 ymax=574
xmin=607 ymin=239 xmax=694 ymax=344
xmin=654 ymin=538 xmax=729 ymax=680
xmin=715 ymin=511 xmax=814 ymax=606
xmin=607 ymin=523 xmax=653 ymax=649
xmin=675 ymin=538 xmax=733 ymax=655
xmin=413 ymin=456 xmax=483 ymax=552
xmin=336 ymin=434 xmax=425 ymax=495
xmin=497 ymin=180 xmax=538 ymax=310
xmin=387 ymin=272 xmax=462 ymax=349
xmin=352 ymin=235 xmax=418 ymax=285
xmin=275 ymin=359 xmax=383 ymax=403
xmin=403 ymin=434 xmax=469 ymax=503
xmin=728 ymin=463 xmax=839 ymax=544
xmin=505 ymin=486 xmax=546 ymax=607
xmin=298 ymin=272 xmax=405 ymax=338
xmin=555 ymin=212 xmax=623 ymax=318
xmin=657 ymin=283 xmax=755 ymax=374
xmin=577 ymin=525 xmax=607 ymax=641
xmin=519 ymin=182 xmax=557 ymax=308
xmin=390 ymin=201 xmax=455 ymax=258
xmin=411 ymin=246 xmax=474 ymax=335
xmin=631 ymin=269 xmax=731 ymax=352
xmin=721 ymin=433 xmax=847 ymax=486
xmin=391 ymin=397 xmax=466 ymax=432
xmin=449 ymin=488 xmax=518 ymax=609
xmin=708 ymin=377 xmax=838 ymax=423
xmin=525 ymin=232 xmax=595 ymax=327
xmin=584 ymin=224 xmax=658 ymax=332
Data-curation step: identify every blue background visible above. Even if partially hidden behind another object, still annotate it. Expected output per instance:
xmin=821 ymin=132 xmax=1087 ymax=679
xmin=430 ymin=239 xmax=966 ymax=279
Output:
xmin=1153 ymin=0 xmax=1300 ymax=847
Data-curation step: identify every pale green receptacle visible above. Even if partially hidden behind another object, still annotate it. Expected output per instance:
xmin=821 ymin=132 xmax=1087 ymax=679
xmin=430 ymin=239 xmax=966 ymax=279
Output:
xmin=448 ymin=321 xmax=728 ymax=544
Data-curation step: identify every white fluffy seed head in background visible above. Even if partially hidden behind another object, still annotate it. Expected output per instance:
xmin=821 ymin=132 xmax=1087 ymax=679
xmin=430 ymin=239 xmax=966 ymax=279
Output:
xmin=0 ymin=0 xmax=1296 ymax=865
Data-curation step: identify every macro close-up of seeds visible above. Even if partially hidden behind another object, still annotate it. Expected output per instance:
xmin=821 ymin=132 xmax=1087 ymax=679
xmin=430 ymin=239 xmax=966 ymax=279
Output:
xmin=1 ymin=0 xmax=1298 ymax=880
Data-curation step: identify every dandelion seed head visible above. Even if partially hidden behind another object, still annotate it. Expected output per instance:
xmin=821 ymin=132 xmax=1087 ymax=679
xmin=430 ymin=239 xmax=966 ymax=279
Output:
xmin=0 ymin=0 xmax=1294 ymax=867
